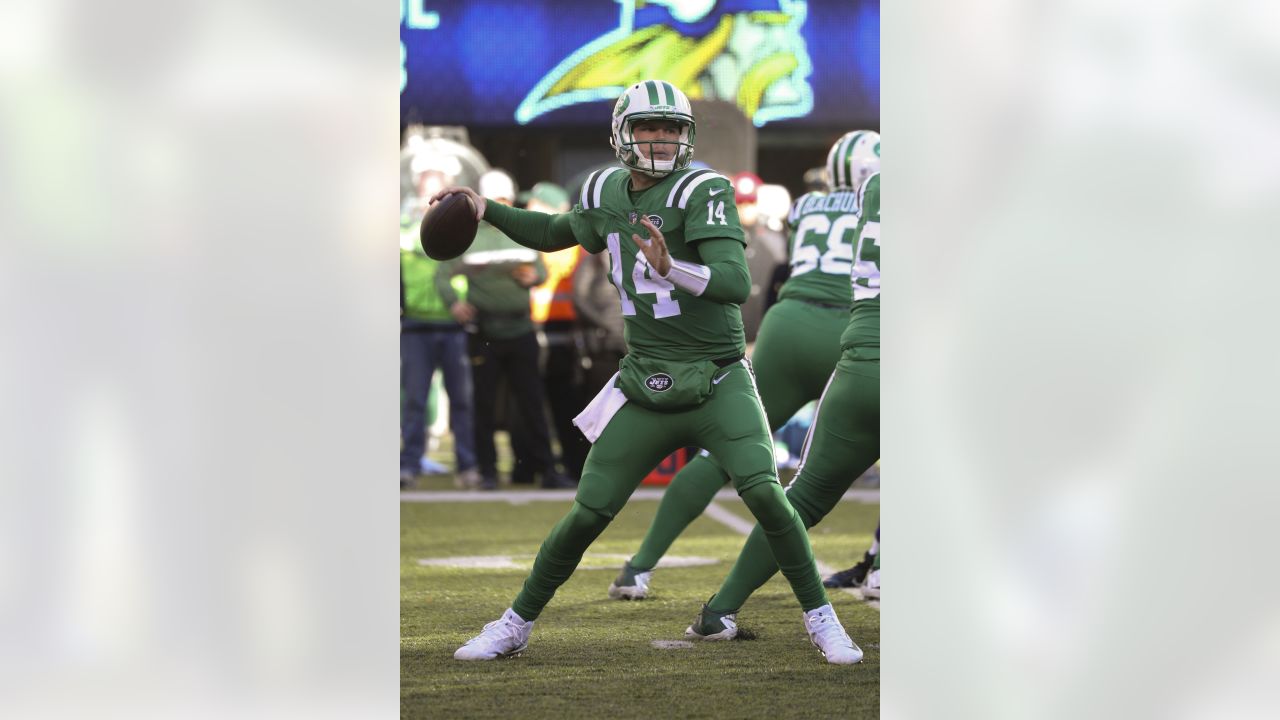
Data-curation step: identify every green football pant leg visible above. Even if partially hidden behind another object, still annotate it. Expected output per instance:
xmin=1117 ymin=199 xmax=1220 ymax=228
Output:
xmin=709 ymin=357 xmax=879 ymax=612
xmin=628 ymin=300 xmax=846 ymax=570
xmin=511 ymin=403 xmax=683 ymax=620
xmin=698 ymin=362 xmax=828 ymax=613
xmin=512 ymin=501 xmax=612 ymax=621
xmin=733 ymin=481 xmax=829 ymax=612
xmin=750 ymin=299 xmax=847 ymax=426
xmin=783 ymin=355 xmax=879 ymax=532
xmin=629 ymin=452 xmax=726 ymax=571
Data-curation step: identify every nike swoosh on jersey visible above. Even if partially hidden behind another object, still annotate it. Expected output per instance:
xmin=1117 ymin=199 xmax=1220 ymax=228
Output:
xmin=708 ymin=188 xmax=724 ymax=196
xmin=712 ymin=371 xmax=731 ymax=385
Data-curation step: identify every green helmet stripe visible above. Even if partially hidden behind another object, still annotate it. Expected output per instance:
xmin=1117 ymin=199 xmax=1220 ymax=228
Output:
xmin=828 ymin=131 xmax=866 ymax=189
xmin=841 ymin=133 xmax=860 ymax=186
xmin=645 ymin=80 xmax=661 ymax=106
xmin=842 ymin=133 xmax=862 ymax=186
xmin=660 ymin=81 xmax=676 ymax=107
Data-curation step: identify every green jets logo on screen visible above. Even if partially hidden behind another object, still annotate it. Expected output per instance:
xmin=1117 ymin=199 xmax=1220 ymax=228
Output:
xmin=646 ymin=373 xmax=674 ymax=392
xmin=516 ymin=0 xmax=814 ymax=128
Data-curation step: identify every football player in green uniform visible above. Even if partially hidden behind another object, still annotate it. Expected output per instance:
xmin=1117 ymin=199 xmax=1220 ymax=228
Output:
xmin=609 ymin=130 xmax=880 ymax=601
xmin=687 ymin=171 xmax=881 ymax=639
xmin=433 ymin=80 xmax=861 ymax=665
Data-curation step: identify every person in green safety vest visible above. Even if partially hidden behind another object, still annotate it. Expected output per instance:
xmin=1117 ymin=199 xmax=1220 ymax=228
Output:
xmin=401 ymin=213 xmax=479 ymax=490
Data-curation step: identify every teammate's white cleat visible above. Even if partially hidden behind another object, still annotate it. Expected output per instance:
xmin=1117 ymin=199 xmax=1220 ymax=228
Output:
xmin=803 ymin=604 xmax=863 ymax=664
xmin=860 ymin=568 xmax=880 ymax=600
xmin=607 ymin=560 xmax=653 ymax=600
xmin=685 ymin=601 xmax=738 ymax=640
xmin=453 ymin=608 xmax=534 ymax=661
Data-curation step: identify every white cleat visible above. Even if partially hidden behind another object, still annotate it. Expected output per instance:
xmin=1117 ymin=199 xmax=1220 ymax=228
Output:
xmin=453 ymin=608 xmax=534 ymax=661
xmin=684 ymin=602 xmax=739 ymax=641
xmin=607 ymin=560 xmax=653 ymax=600
xmin=859 ymin=568 xmax=880 ymax=600
xmin=803 ymin=604 xmax=863 ymax=665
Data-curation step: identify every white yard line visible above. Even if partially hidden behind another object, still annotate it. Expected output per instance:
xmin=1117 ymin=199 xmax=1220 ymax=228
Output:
xmin=401 ymin=487 xmax=880 ymax=504
xmin=699 ymin=501 xmax=758 ymax=534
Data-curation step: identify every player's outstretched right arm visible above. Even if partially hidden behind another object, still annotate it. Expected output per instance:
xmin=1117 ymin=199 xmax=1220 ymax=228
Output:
xmin=429 ymin=186 xmax=580 ymax=253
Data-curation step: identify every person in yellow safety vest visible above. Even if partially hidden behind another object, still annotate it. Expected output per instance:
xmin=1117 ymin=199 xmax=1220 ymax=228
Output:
xmin=527 ymin=182 xmax=580 ymax=325
xmin=523 ymin=182 xmax=589 ymax=481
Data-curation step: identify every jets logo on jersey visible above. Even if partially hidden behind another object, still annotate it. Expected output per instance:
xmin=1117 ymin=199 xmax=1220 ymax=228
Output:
xmin=627 ymin=212 xmax=665 ymax=229
xmin=645 ymin=373 xmax=674 ymax=392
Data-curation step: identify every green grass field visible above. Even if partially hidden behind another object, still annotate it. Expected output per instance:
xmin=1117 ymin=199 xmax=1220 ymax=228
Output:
xmin=402 ymin=490 xmax=879 ymax=718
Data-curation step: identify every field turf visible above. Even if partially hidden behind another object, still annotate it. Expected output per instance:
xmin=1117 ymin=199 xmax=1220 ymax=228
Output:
xmin=402 ymin=491 xmax=879 ymax=718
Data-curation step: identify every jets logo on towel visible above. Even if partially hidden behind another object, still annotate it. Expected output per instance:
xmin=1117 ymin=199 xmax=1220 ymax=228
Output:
xmin=645 ymin=373 xmax=673 ymax=392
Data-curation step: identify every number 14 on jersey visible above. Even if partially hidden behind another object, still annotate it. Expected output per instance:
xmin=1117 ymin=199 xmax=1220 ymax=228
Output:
xmin=606 ymin=232 xmax=682 ymax=319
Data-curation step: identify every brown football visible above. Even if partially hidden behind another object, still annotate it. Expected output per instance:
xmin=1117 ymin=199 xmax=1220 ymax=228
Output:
xmin=420 ymin=193 xmax=479 ymax=261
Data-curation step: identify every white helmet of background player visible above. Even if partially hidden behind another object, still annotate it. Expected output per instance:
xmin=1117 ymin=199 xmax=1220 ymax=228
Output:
xmin=826 ymin=130 xmax=880 ymax=191
xmin=610 ymin=80 xmax=696 ymax=178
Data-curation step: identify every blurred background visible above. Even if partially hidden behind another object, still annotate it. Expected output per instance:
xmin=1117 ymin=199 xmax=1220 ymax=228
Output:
xmin=398 ymin=0 xmax=881 ymax=491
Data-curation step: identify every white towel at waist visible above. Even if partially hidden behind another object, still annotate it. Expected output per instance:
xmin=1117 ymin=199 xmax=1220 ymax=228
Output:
xmin=572 ymin=372 xmax=627 ymax=443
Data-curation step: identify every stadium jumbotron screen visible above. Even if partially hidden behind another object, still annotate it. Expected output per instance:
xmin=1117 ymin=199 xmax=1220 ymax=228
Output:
xmin=401 ymin=0 xmax=879 ymax=127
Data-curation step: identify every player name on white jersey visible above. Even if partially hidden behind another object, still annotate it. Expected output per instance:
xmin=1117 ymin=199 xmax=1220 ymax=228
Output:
xmin=797 ymin=191 xmax=859 ymax=216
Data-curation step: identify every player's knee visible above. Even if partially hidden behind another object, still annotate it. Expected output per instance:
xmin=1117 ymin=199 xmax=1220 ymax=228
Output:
xmin=564 ymin=501 xmax=612 ymax=537
xmin=574 ymin=471 xmax=627 ymax=517
xmin=738 ymin=482 xmax=798 ymax=534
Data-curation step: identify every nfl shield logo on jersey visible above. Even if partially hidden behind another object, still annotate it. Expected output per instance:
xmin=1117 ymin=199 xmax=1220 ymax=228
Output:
xmin=645 ymin=373 xmax=673 ymax=392
xmin=628 ymin=211 xmax=639 ymax=224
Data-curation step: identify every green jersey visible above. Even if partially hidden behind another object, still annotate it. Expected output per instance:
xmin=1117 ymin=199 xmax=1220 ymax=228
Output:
xmin=841 ymin=173 xmax=880 ymax=350
xmin=778 ymin=190 xmax=862 ymax=307
xmin=569 ymin=166 xmax=746 ymax=362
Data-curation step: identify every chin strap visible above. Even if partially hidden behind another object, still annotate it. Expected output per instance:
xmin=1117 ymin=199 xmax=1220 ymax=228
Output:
xmin=658 ymin=258 xmax=711 ymax=296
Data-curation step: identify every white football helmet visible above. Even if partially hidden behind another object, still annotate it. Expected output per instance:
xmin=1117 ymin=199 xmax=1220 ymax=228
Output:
xmin=826 ymin=130 xmax=880 ymax=191
xmin=610 ymin=80 xmax=696 ymax=178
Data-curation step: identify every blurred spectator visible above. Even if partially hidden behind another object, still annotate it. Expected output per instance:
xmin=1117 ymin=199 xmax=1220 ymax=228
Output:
xmin=525 ymin=182 xmax=590 ymax=482
xmin=400 ymin=214 xmax=478 ymax=489
xmin=572 ymin=247 xmax=627 ymax=398
xmin=437 ymin=170 xmax=575 ymax=490
xmin=803 ymin=166 xmax=829 ymax=194
xmin=733 ymin=172 xmax=788 ymax=342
